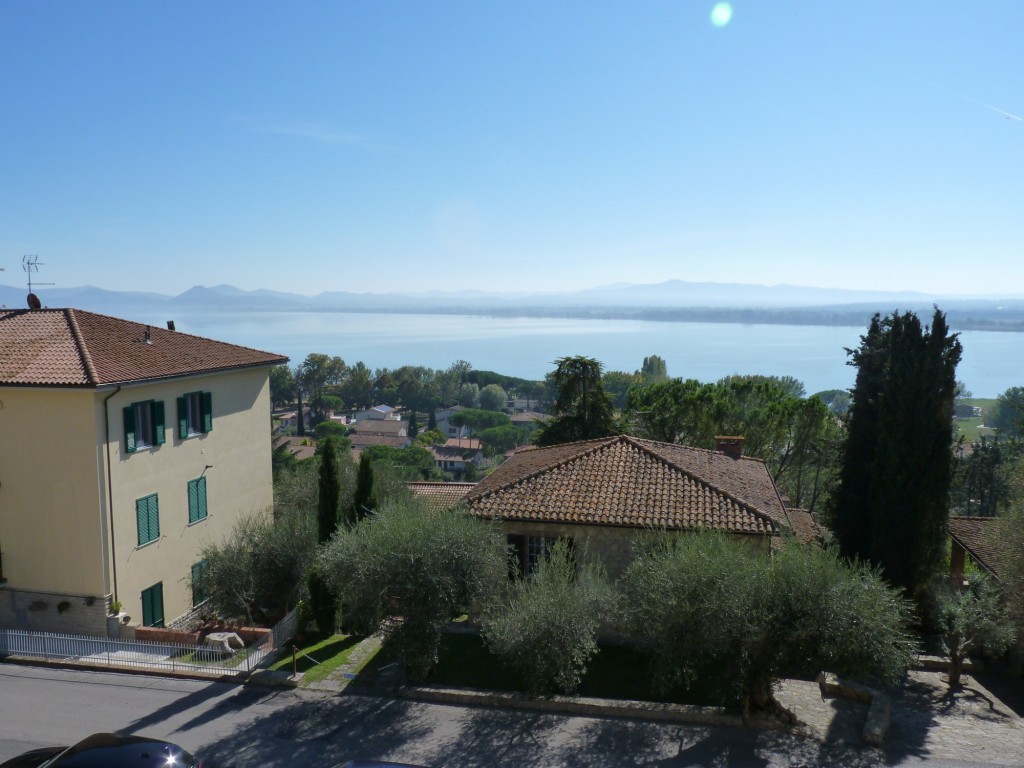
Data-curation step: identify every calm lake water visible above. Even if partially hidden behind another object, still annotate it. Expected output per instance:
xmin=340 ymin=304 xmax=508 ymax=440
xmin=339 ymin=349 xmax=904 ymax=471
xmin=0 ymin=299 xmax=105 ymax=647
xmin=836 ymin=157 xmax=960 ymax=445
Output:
xmin=139 ymin=311 xmax=1022 ymax=398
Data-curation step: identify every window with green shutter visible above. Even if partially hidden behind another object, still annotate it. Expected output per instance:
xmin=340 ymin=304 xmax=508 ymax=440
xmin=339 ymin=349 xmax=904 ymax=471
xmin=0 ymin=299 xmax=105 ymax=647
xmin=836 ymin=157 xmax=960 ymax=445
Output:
xmin=187 ymin=476 xmax=208 ymax=524
xmin=141 ymin=582 xmax=164 ymax=627
xmin=191 ymin=560 xmax=209 ymax=607
xmin=136 ymin=493 xmax=160 ymax=546
xmin=124 ymin=400 xmax=165 ymax=453
xmin=177 ymin=391 xmax=213 ymax=438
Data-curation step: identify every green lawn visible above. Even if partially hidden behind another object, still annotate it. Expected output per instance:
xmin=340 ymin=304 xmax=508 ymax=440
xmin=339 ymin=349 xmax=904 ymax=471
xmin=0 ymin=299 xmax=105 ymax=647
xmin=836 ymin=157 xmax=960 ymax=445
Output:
xmin=955 ymin=398 xmax=998 ymax=443
xmin=269 ymin=632 xmax=364 ymax=684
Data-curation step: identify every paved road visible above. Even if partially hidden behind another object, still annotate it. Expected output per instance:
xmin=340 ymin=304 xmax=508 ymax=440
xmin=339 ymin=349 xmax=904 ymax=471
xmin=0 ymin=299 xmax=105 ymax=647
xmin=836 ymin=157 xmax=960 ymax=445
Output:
xmin=0 ymin=664 xmax=1016 ymax=768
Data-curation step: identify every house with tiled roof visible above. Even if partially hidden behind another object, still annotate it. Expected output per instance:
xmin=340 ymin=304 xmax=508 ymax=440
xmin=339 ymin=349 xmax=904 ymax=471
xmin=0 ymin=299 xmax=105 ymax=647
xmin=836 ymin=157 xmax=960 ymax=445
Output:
xmin=948 ymin=516 xmax=1010 ymax=585
xmin=0 ymin=308 xmax=287 ymax=635
xmin=406 ymin=481 xmax=477 ymax=512
xmin=464 ymin=434 xmax=802 ymax=578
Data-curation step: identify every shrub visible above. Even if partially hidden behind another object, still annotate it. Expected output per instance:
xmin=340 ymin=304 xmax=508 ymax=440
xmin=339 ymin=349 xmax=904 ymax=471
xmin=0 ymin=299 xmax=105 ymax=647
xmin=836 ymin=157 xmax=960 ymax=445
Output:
xmin=620 ymin=532 xmax=916 ymax=717
xmin=483 ymin=540 xmax=609 ymax=695
xmin=317 ymin=499 xmax=505 ymax=681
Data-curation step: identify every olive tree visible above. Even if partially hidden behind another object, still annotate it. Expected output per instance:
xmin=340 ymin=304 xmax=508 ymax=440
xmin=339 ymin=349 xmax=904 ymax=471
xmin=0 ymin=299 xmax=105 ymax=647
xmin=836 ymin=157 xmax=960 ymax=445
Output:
xmin=317 ymin=500 xmax=505 ymax=680
xmin=620 ymin=532 xmax=916 ymax=719
xmin=483 ymin=540 xmax=609 ymax=695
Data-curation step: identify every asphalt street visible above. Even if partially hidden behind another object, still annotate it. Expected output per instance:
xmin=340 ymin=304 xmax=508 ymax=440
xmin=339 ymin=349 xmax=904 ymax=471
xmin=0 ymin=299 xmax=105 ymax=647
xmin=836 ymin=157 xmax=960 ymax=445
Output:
xmin=0 ymin=664 xmax=1015 ymax=768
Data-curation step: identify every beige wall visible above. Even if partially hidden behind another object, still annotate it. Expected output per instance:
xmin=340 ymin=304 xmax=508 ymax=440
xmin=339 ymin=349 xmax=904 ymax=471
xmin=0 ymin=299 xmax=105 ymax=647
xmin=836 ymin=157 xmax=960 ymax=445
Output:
xmin=0 ymin=366 xmax=275 ymax=631
xmin=105 ymin=367 xmax=275 ymax=626
xmin=0 ymin=387 xmax=107 ymax=595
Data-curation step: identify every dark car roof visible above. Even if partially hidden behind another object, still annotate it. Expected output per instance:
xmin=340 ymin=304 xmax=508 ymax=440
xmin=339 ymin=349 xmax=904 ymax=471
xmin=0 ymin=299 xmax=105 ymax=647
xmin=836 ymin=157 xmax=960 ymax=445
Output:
xmin=27 ymin=734 xmax=196 ymax=768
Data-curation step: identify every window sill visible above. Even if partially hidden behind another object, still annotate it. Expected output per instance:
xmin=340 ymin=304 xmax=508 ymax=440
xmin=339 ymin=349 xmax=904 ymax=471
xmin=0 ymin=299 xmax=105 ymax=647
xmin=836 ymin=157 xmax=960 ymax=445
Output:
xmin=187 ymin=517 xmax=209 ymax=527
xmin=136 ymin=538 xmax=160 ymax=550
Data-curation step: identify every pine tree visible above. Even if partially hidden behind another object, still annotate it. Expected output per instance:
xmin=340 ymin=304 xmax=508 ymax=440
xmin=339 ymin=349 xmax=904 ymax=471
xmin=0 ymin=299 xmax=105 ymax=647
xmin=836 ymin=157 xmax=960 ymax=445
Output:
xmin=536 ymin=356 xmax=617 ymax=447
xmin=833 ymin=309 xmax=962 ymax=598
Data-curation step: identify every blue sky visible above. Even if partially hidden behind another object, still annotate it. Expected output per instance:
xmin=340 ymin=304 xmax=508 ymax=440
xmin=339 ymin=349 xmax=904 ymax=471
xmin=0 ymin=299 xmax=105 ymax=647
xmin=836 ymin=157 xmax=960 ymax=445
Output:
xmin=2 ymin=2 xmax=1021 ymax=296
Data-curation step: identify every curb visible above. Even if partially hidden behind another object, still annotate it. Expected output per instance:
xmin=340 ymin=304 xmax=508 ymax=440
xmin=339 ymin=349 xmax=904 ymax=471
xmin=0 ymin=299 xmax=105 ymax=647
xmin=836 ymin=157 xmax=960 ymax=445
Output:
xmin=817 ymin=672 xmax=890 ymax=745
xmin=0 ymin=655 xmax=244 ymax=685
xmin=399 ymin=685 xmax=786 ymax=730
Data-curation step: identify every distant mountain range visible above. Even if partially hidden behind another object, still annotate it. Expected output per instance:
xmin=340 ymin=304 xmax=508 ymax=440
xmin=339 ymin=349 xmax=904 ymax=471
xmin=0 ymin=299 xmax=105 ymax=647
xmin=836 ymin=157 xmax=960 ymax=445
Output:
xmin=3 ymin=280 xmax=1023 ymax=331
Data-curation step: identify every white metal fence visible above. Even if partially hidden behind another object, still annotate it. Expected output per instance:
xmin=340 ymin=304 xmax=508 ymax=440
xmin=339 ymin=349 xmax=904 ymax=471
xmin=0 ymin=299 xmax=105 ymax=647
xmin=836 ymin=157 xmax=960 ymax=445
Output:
xmin=0 ymin=608 xmax=296 ymax=677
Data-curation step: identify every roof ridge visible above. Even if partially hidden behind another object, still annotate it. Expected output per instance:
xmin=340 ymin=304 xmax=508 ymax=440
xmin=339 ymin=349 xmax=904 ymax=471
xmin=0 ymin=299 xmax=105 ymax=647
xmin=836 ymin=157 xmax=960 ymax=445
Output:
xmin=628 ymin=436 xmax=782 ymax=533
xmin=65 ymin=309 xmax=101 ymax=385
xmin=468 ymin=435 xmax=621 ymax=502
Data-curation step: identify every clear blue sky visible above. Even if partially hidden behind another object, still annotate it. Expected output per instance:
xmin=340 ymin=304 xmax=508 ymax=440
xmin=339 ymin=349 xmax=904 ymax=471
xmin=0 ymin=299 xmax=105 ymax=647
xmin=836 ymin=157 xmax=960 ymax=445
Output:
xmin=2 ymin=2 xmax=1021 ymax=296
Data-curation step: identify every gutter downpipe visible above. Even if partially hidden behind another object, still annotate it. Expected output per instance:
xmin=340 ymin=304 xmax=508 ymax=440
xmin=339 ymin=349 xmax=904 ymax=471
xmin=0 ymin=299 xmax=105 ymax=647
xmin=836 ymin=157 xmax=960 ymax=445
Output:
xmin=103 ymin=386 xmax=122 ymax=604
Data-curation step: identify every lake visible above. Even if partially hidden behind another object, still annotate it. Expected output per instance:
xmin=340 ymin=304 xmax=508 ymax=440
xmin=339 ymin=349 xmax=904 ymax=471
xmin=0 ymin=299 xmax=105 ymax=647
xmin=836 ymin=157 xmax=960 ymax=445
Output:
xmin=136 ymin=310 xmax=1022 ymax=398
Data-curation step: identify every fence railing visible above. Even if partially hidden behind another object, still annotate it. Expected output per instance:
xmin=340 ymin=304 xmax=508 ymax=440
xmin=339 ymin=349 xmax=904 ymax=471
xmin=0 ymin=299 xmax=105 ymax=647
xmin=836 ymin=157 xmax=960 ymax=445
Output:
xmin=0 ymin=607 xmax=296 ymax=677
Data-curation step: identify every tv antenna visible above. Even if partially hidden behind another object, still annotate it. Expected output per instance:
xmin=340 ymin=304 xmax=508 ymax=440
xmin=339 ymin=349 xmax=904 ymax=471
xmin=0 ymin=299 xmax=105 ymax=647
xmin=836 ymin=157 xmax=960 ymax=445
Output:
xmin=23 ymin=255 xmax=54 ymax=309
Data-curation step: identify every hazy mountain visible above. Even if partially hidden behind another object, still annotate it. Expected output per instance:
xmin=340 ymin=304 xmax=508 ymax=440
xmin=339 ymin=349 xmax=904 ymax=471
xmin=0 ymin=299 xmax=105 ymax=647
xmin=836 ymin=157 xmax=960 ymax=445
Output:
xmin=2 ymin=280 xmax=1022 ymax=331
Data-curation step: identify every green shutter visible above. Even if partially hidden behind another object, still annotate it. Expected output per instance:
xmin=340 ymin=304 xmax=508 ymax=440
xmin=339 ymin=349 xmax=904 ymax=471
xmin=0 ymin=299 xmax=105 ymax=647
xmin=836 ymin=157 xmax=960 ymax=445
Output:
xmin=177 ymin=396 xmax=188 ymax=439
xmin=192 ymin=561 xmax=208 ymax=606
xmin=153 ymin=400 xmax=166 ymax=445
xmin=142 ymin=583 xmax=164 ymax=627
xmin=136 ymin=494 xmax=159 ymax=545
xmin=149 ymin=494 xmax=160 ymax=540
xmin=197 ymin=476 xmax=207 ymax=519
xmin=188 ymin=477 xmax=207 ymax=523
xmin=136 ymin=498 xmax=148 ymax=545
xmin=124 ymin=406 xmax=137 ymax=453
xmin=188 ymin=479 xmax=198 ymax=523
xmin=201 ymin=391 xmax=213 ymax=432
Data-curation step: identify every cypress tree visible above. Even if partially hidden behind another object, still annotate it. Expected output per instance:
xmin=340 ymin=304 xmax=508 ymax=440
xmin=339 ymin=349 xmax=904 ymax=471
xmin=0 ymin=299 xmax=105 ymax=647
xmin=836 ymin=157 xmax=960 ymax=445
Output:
xmin=428 ymin=410 xmax=438 ymax=432
xmin=408 ymin=410 xmax=419 ymax=439
xmin=353 ymin=452 xmax=378 ymax=523
xmin=310 ymin=437 xmax=340 ymax=632
xmin=833 ymin=309 xmax=962 ymax=598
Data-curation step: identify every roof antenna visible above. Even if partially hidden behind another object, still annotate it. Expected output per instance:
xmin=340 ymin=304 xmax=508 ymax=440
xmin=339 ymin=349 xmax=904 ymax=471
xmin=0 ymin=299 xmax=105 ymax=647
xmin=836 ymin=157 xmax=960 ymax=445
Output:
xmin=23 ymin=255 xmax=54 ymax=310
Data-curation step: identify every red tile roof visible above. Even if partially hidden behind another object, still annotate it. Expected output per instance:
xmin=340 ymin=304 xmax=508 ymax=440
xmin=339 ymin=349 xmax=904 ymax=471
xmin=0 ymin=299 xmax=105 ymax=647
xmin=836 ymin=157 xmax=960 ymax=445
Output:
xmin=0 ymin=308 xmax=287 ymax=387
xmin=407 ymin=481 xmax=477 ymax=511
xmin=948 ymin=516 xmax=1011 ymax=581
xmin=465 ymin=435 xmax=789 ymax=535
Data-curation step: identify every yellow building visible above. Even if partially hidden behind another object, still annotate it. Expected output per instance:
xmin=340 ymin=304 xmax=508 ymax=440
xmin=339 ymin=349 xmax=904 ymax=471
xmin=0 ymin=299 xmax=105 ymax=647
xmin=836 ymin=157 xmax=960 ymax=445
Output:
xmin=0 ymin=308 xmax=287 ymax=634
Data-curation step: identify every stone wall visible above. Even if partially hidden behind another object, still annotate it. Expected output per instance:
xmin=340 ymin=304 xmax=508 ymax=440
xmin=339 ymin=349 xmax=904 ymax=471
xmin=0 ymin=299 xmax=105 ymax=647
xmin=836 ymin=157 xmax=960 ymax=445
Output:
xmin=0 ymin=587 xmax=110 ymax=636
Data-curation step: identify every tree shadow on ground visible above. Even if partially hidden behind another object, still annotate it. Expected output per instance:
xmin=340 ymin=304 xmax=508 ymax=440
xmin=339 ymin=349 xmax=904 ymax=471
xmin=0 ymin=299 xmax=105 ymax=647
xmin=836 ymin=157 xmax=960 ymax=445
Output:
xmin=196 ymin=693 xmax=434 ymax=768
xmin=120 ymin=679 xmax=242 ymax=735
xmin=972 ymin=667 xmax=1024 ymax=718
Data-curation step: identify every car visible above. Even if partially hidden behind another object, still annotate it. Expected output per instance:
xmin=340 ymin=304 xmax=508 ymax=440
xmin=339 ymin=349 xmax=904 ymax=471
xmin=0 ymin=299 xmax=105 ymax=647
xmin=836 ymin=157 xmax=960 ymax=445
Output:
xmin=0 ymin=733 xmax=200 ymax=768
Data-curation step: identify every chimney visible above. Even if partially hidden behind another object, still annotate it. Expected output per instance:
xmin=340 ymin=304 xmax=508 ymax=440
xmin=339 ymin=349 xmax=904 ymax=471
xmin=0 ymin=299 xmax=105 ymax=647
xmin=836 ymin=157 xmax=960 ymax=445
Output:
xmin=715 ymin=435 xmax=744 ymax=459
xmin=166 ymin=320 xmax=176 ymax=331
xmin=144 ymin=326 xmax=152 ymax=345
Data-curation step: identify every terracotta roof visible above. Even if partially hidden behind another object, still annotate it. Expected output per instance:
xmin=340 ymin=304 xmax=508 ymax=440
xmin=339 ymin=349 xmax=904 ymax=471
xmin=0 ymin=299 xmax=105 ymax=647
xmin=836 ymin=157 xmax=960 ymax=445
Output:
xmin=771 ymin=508 xmax=829 ymax=549
xmin=465 ymin=435 xmax=788 ymax=535
xmin=272 ymin=435 xmax=318 ymax=461
xmin=407 ymin=481 xmax=477 ymax=511
xmin=444 ymin=437 xmax=481 ymax=450
xmin=0 ymin=308 xmax=287 ymax=387
xmin=948 ymin=516 xmax=1011 ymax=581
xmin=349 ymin=434 xmax=410 ymax=449
xmin=351 ymin=419 xmax=408 ymax=435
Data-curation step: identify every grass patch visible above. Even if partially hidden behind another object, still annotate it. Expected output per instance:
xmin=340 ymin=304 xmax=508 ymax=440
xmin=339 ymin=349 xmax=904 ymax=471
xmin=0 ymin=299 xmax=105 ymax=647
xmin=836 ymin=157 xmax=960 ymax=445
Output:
xmin=955 ymin=398 xmax=998 ymax=442
xmin=269 ymin=632 xmax=364 ymax=684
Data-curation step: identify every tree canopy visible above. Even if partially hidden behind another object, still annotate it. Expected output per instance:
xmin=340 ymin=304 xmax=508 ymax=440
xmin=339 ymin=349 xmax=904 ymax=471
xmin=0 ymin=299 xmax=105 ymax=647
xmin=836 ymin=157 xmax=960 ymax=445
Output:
xmin=831 ymin=309 xmax=962 ymax=598
xmin=536 ymin=356 xmax=617 ymax=446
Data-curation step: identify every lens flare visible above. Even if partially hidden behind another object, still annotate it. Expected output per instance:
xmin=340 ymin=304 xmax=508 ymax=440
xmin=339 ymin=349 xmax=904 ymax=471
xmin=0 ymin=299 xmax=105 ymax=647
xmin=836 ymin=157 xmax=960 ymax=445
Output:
xmin=710 ymin=3 xmax=733 ymax=27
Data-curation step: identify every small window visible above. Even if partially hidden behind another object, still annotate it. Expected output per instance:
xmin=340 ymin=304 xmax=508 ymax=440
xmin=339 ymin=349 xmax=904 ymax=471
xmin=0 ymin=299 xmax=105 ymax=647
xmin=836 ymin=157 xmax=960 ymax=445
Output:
xmin=177 ymin=391 xmax=213 ymax=438
xmin=123 ymin=400 xmax=165 ymax=453
xmin=141 ymin=582 xmax=165 ymax=627
xmin=191 ymin=561 xmax=209 ymax=607
xmin=187 ymin=476 xmax=208 ymax=524
xmin=506 ymin=534 xmax=572 ymax=579
xmin=136 ymin=493 xmax=160 ymax=546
